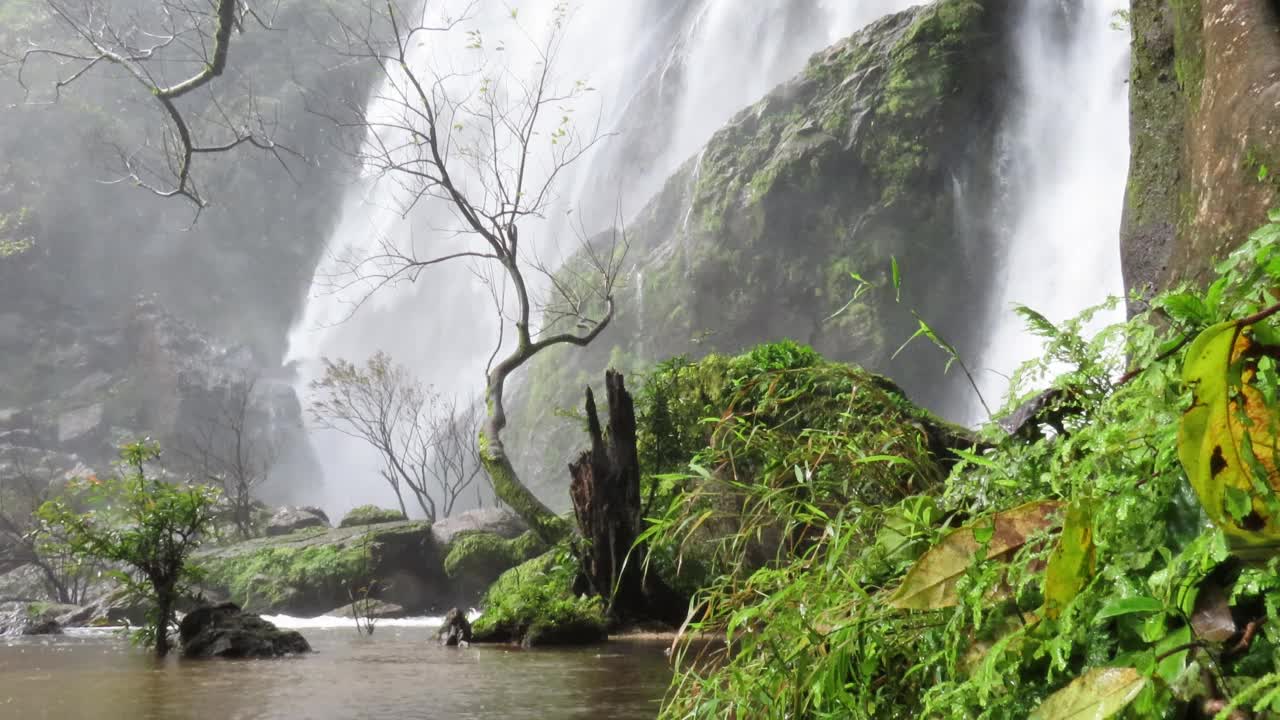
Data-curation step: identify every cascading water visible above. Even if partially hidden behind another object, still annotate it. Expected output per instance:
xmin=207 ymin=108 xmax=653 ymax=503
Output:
xmin=969 ymin=0 xmax=1130 ymax=422
xmin=283 ymin=0 xmax=1131 ymax=515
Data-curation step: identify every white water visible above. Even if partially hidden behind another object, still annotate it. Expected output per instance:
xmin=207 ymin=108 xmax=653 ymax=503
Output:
xmin=283 ymin=0 xmax=920 ymax=516
xmin=284 ymin=0 xmax=1132 ymax=513
xmin=970 ymin=0 xmax=1130 ymax=422
xmin=264 ymin=610 xmax=481 ymax=630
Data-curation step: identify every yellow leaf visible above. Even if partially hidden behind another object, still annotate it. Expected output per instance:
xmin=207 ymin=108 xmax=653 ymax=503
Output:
xmin=1179 ymin=320 xmax=1280 ymax=555
xmin=886 ymin=500 xmax=1063 ymax=610
xmin=1029 ymin=667 xmax=1146 ymax=720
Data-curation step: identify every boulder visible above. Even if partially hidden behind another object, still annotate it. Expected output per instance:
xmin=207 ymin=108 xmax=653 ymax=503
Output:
xmin=179 ymin=602 xmax=311 ymax=658
xmin=437 ymin=607 xmax=472 ymax=646
xmin=442 ymin=530 xmax=547 ymax=599
xmin=197 ymin=520 xmax=445 ymax=616
xmin=471 ymin=549 xmax=607 ymax=647
xmin=265 ymin=506 xmax=331 ymax=536
xmin=0 ymin=601 xmax=77 ymax=636
xmin=430 ymin=508 xmax=527 ymax=546
xmin=338 ymin=505 xmax=407 ymax=528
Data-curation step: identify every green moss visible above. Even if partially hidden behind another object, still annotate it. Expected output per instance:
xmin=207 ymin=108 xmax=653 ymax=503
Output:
xmin=338 ymin=505 xmax=406 ymax=528
xmin=200 ymin=543 xmax=368 ymax=611
xmin=442 ymin=529 xmax=548 ymax=580
xmin=471 ymin=547 xmax=606 ymax=646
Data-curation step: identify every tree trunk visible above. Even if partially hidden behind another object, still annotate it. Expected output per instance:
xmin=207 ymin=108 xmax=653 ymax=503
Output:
xmin=155 ymin=589 xmax=173 ymax=657
xmin=569 ymin=370 xmax=682 ymax=623
xmin=480 ymin=369 xmax=569 ymax=545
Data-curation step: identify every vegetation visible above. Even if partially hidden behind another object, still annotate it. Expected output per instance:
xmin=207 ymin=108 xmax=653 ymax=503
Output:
xmin=339 ymin=505 xmax=407 ymax=528
xmin=652 ymin=213 xmax=1280 ymax=717
xmin=443 ymin=530 xmax=547 ymax=583
xmin=470 ymin=546 xmax=607 ymax=647
xmin=35 ymin=441 xmax=220 ymax=656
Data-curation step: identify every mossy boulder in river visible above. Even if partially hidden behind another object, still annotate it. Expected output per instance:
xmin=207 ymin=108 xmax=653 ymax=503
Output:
xmin=338 ymin=505 xmax=407 ymax=528
xmin=471 ymin=548 xmax=607 ymax=647
xmin=442 ymin=530 xmax=548 ymax=597
xmin=196 ymin=521 xmax=444 ymax=616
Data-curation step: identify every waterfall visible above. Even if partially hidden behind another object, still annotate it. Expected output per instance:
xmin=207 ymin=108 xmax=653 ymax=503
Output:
xmin=283 ymin=0 xmax=921 ymax=516
xmin=970 ymin=0 xmax=1130 ymax=423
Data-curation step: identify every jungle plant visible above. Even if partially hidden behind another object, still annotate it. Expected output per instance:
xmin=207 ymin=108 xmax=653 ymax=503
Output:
xmin=654 ymin=211 xmax=1280 ymax=718
xmin=36 ymin=440 xmax=221 ymax=657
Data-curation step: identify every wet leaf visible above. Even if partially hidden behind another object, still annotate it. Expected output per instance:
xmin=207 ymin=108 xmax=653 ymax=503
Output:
xmin=1178 ymin=320 xmax=1280 ymax=554
xmin=1029 ymin=667 xmax=1146 ymax=720
xmin=887 ymin=500 xmax=1063 ymax=610
xmin=1044 ymin=501 xmax=1096 ymax=619
xmin=1094 ymin=596 xmax=1164 ymax=622
xmin=1189 ymin=581 xmax=1237 ymax=644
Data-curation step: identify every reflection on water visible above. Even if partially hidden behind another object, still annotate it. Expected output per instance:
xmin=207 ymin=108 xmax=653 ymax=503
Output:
xmin=0 ymin=628 xmax=673 ymax=719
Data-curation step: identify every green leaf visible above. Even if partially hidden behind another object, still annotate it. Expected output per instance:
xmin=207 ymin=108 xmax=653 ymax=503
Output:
xmin=1043 ymin=501 xmax=1096 ymax=619
xmin=1094 ymin=596 xmax=1164 ymax=622
xmin=1029 ymin=667 xmax=1146 ymax=720
xmin=886 ymin=500 xmax=1063 ymax=610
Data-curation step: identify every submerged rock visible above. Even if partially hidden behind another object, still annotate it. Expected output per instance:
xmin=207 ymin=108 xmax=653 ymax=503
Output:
xmin=437 ymin=607 xmax=472 ymax=646
xmin=179 ymin=603 xmax=311 ymax=658
xmin=265 ymin=506 xmax=331 ymax=536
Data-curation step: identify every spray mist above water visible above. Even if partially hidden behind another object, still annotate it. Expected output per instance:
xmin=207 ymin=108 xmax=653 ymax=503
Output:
xmin=283 ymin=0 xmax=1130 ymax=516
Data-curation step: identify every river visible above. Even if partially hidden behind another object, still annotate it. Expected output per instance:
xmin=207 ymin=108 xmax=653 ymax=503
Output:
xmin=0 ymin=624 xmax=673 ymax=719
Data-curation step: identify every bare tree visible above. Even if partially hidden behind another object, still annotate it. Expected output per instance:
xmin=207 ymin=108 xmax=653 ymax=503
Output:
xmin=309 ymin=351 xmax=484 ymax=522
xmin=315 ymin=2 xmax=627 ymax=543
xmin=180 ymin=375 xmax=278 ymax=539
xmin=0 ymin=457 xmax=92 ymax=604
xmin=1 ymin=0 xmax=295 ymax=208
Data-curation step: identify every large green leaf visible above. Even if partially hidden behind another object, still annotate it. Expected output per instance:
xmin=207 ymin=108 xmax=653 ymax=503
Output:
xmin=886 ymin=500 xmax=1063 ymax=610
xmin=1043 ymin=500 xmax=1096 ymax=619
xmin=1029 ymin=667 xmax=1146 ymax=720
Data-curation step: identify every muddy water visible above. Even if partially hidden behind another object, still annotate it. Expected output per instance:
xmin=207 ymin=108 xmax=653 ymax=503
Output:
xmin=0 ymin=626 xmax=672 ymax=719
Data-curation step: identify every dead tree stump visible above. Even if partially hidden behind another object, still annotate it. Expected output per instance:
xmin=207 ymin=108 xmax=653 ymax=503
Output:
xmin=569 ymin=370 xmax=681 ymax=623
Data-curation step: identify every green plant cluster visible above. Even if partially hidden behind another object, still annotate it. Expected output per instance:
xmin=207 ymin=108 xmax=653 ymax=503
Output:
xmin=653 ymin=214 xmax=1280 ymax=717
xmin=36 ymin=441 xmax=221 ymax=655
xmin=471 ymin=546 xmax=607 ymax=647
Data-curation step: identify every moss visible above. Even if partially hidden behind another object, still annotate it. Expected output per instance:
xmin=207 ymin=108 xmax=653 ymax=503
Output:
xmin=470 ymin=547 xmax=607 ymax=646
xmin=338 ymin=505 xmax=406 ymax=528
xmin=200 ymin=543 xmax=368 ymax=612
xmin=442 ymin=529 xmax=548 ymax=581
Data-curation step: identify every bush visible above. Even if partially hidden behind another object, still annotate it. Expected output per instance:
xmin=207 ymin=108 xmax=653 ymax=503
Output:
xmin=471 ymin=546 xmax=606 ymax=646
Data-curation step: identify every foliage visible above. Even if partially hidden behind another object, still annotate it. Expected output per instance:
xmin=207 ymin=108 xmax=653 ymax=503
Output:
xmin=471 ymin=546 xmax=607 ymax=646
xmin=656 ymin=213 xmax=1280 ymax=717
xmin=35 ymin=440 xmax=221 ymax=656
xmin=200 ymin=540 xmax=368 ymax=613
xmin=442 ymin=529 xmax=547 ymax=582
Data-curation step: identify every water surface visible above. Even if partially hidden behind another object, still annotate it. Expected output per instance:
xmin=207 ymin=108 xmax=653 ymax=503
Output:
xmin=0 ymin=626 xmax=672 ymax=719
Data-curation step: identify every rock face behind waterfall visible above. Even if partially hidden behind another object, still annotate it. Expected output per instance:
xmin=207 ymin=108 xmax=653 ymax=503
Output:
xmin=510 ymin=0 xmax=1017 ymax=502
xmin=179 ymin=603 xmax=311 ymax=658
xmin=1123 ymin=0 xmax=1280 ymax=301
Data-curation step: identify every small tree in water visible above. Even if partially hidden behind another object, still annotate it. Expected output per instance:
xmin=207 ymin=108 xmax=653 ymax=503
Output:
xmin=37 ymin=440 xmax=221 ymax=657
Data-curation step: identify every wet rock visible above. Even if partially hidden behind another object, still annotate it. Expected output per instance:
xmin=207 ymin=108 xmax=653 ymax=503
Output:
xmin=430 ymin=508 xmax=527 ymax=546
xmin=265 ymin=506 xmax=331 ymax=536
xmin=0 ymin=601 xmax=76 ymax=636
xmin=179 ymin=602 xmax=311 ymax=658
xmin=437 ymin=607 xmax=472 ymax=646
xmin=56 ymin=403 xmax=104 ymax=445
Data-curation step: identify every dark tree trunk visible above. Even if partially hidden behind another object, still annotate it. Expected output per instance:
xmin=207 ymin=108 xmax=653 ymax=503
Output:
xmin=569 ymin=370 xmax=683 ymax=624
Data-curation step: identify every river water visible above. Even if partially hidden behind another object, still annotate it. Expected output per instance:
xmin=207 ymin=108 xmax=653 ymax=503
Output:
xmin=0 ymin=626 xmax=672 ymax=719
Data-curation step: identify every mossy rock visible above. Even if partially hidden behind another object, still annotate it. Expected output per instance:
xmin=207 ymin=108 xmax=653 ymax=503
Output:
xmin=470 ymin=547 xmax=606 ymax=647
xmin=338 ymin=505 xmax=407 ymax=528
xmin=195 ymin=521 xmax=441 ymax=616
xmin=443 ymin=530 xmax=549 ymax=599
